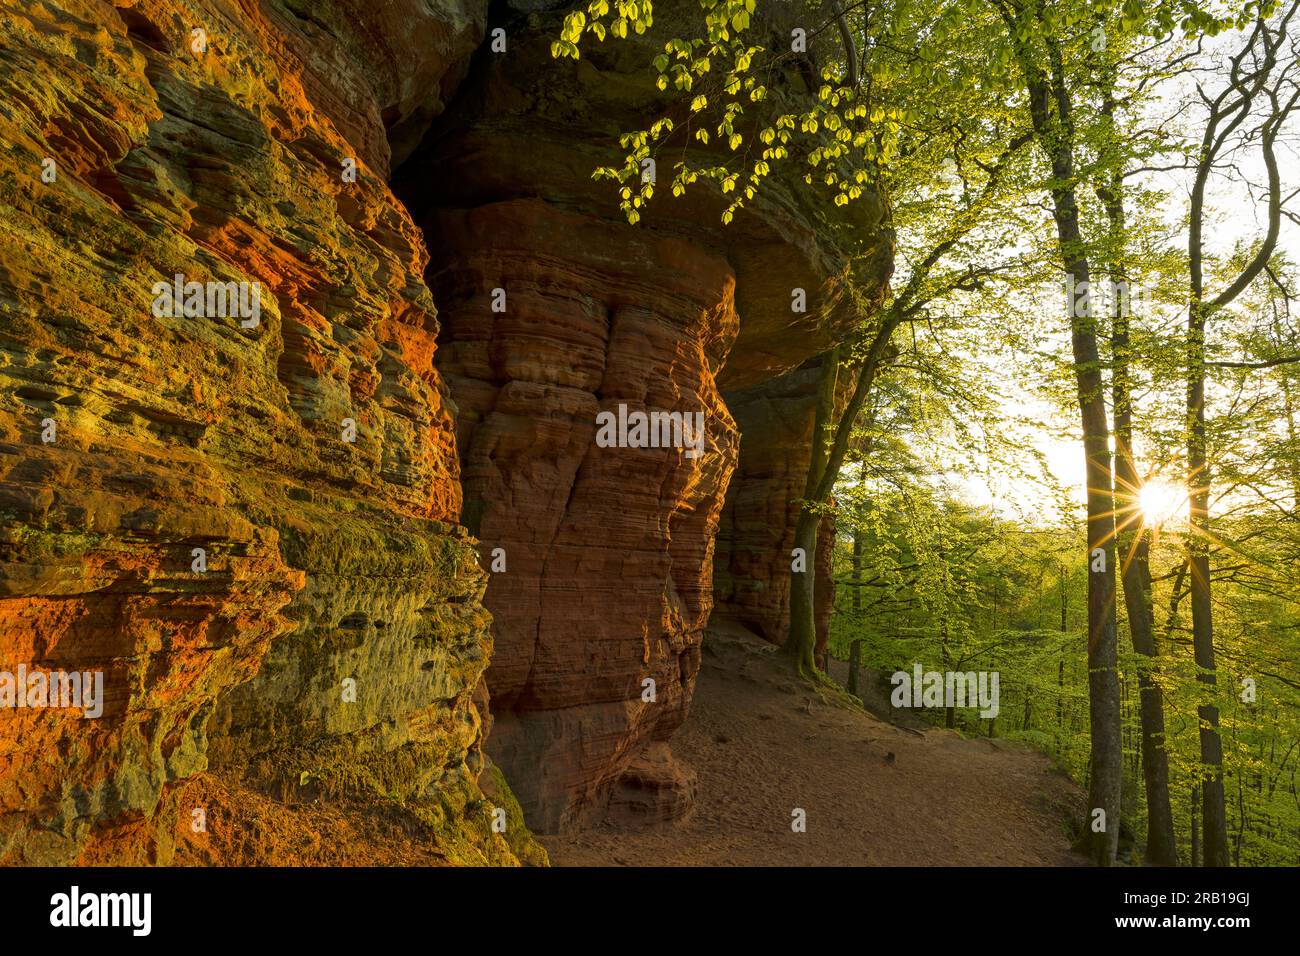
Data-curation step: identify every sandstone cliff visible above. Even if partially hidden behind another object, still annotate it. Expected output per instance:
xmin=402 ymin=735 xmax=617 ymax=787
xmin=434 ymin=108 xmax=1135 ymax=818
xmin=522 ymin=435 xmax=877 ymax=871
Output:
xmin=714 ymin=358 xmax=839 ymax=663
xmin=0 ymin=0 xmax=541 ymax=865
xmin=398 ymin=0 xmax=889 ymax=833
xmin=0 ymin=0 xmax=890 ymax=861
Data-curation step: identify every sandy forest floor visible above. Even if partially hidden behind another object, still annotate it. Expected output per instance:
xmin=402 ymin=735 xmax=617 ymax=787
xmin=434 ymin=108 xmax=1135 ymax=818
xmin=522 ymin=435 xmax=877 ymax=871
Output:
xmin=542 ymin=623 xmax=1089 ymax=867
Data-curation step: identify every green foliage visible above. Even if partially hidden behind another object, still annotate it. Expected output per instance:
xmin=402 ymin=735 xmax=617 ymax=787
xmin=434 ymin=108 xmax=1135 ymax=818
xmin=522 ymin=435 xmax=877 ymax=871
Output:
xmin=550 ymin=0 xmax=1265 ymax=226
xmin=830 ymin=485 xmax=1300 ymax=865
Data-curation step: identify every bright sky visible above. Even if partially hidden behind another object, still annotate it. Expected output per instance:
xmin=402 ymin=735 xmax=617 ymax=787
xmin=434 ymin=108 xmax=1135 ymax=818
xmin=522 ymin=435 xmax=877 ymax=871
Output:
xmin=955 ymin=30 xmax=1300 ymax=524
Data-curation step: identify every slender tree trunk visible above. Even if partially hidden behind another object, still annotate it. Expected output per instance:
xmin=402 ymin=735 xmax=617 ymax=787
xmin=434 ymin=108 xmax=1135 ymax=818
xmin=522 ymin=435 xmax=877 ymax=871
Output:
xmin=1059 ymin=563 xmax=1068 ymax=631
xmin=851 ymin=530 xmax=863 ymax=613
xmin=784 ymin=348 xmax=841 ymax=675
xmin=1191 ymin=786 xmax=1201 ymax=867
xmin=1056 ymin=200 xmax=1122 ymax=866
xmin=1124 ymin=525 xmax=1177 ymax=863
xmin=1235 ymin=775 xmax=1245 ymax=866
xmin=1188 ymin=299 xmax=1229 ymax=867
xmin=1009 ymin=24 xmax=1121 ymax=861
xmin=1099 ymin=171 xmax=1177 ymax=865
xmin=784 ymin=315 xmax=901 ymax=674
xmin=1281 ymin=375 xmax=1300 ymax=506
xmin=1057 ymin=657 xmax=1065 ymax=730
xmin=786 ymin=508 xmax=822 ymax=675
xmin=1175 ymin=10 xmax=1297 ymax=862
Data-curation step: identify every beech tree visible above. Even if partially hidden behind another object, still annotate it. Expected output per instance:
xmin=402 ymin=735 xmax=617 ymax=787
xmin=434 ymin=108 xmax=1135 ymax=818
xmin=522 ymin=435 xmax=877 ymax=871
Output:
xmin=1180 ymin=0 xmax=1300 ymax=865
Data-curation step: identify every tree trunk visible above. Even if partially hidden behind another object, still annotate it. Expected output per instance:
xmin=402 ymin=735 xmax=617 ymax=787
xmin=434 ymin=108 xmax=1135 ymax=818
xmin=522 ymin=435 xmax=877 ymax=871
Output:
xmin=1281 ymin=374 xmax=1300 ymax=507
xmin=1124 ymin=528 xmax=1177 ymax=864
xmin=1100 ymin=172 xmax=1177 ymax=866
xmin=1049 ymin=179 xmax=1122 ymax=867
xmin=783 ymin=347 xmax=841 ymax=675
xmin=1188 ymin=303 xmax=1229 ymax=866
xmin=1056 ymin=657 xmax=1065 ymax=730
xmin=1191 ymin=786 xmax=1201 ymax=867
xmin=786 ymin=507 xmax=822 ymax=676
xmin=1175 ymin=13 xmax=1294 ymax=862
xmin=783 ymin=316 xmax=901 ymax=674
xmin=1007 ymin=18 xmax=1122 ymax=865
xmin=1059 ymin=563 xmax=1068 ymax=631
xmin=851 ymin=530 xmax=863 ymax=613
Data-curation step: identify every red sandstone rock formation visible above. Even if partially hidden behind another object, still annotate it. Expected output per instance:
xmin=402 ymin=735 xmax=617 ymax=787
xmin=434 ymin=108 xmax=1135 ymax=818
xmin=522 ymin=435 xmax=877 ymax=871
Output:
xmin=0 ymin=0 xmax=535 ymax=864
xmin=0 ymin=0 xmax=890 ymax=861
xmin=713 ymin=359 xmax=839 ymax=658
xmin=398 ymin=3 xmax=889 ymax=832
xmin=421 ymin=198 xmax=741 ymax=832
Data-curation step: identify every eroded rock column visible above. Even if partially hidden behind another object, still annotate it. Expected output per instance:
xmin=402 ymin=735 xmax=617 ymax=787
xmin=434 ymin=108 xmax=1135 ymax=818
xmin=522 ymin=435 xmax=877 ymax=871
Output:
xmin=713 ymin=359 xmax=839 ymax=656
xmin=399 ymin=0 xmax=889 ymax=832
xmin=424 ymin=200 xmax=740 ymax=830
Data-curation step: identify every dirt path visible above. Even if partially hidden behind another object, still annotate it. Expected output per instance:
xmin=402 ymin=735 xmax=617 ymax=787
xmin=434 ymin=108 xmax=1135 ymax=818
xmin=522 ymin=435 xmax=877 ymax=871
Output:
xmin=542 ymin=623 xmax=1088 ymax=866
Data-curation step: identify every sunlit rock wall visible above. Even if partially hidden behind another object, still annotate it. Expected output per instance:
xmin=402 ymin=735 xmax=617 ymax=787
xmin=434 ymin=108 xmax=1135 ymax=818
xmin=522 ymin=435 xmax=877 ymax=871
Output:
xmin=0 ymin=0 xmax=536 ymax=865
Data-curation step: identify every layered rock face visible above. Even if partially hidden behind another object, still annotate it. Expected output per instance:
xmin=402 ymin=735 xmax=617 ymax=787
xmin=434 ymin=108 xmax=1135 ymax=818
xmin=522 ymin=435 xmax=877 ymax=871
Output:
xmin=421 ymin=202 xmax=741 ymax=831
xmin=713 ymin=360 xmax=838 ymax=660
xmin=0 ymin=0 xmax=889 ymax=861
xmin=0 ymin=0 xmax=540 ymax=864
xmin=399 ymin=2 xmax=889 ymax=831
